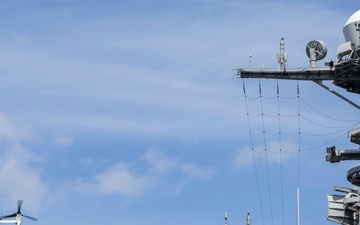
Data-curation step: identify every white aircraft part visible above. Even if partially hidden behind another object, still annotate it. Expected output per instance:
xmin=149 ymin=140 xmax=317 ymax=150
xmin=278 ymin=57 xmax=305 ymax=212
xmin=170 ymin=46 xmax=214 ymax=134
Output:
xmin=0 ymin=220 xmax=17 ymax=224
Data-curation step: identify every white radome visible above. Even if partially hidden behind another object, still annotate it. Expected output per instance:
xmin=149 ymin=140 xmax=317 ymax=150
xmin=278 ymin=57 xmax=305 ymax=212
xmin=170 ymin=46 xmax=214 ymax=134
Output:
xmin=343 ymin=10 xmax=360 ymax=48
xmin=345 ymin=10 xmax=360 ymax=26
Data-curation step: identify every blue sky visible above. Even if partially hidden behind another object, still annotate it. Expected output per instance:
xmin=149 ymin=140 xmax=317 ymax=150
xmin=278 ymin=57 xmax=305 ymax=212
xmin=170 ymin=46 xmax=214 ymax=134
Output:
xmin=0 ymin=1 xmax=358 ymax=225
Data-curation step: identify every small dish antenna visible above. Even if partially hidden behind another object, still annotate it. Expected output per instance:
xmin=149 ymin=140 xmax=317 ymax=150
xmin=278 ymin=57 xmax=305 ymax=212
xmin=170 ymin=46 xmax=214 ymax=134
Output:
xmin=306 ymin=40 xmax=327 ymax=68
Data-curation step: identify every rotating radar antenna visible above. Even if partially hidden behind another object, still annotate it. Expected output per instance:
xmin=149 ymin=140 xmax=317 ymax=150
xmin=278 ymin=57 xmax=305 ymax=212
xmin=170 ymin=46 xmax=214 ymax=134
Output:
xmin=306 ymin=40 xmax=327 ymax=68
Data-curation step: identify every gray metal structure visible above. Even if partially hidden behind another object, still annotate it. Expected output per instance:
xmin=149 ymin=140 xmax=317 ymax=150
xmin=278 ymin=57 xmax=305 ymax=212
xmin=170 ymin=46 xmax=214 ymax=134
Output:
xmin=236 ymin=9 xmax=360 ymax=225
xmin=306 ymin=40 xmax=327 ymax=68
xmin=327 ymin=187 xmax=360 ymax=225
xmin=326 ymin=128 xmax=360 ymax=225
xmin=236 ymin=11 xmax=360 ymax=101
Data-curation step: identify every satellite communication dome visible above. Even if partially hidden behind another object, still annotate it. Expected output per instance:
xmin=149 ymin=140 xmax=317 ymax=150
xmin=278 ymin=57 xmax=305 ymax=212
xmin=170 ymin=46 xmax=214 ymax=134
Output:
xmin=343 ymin=10 xmax=360 ymax=48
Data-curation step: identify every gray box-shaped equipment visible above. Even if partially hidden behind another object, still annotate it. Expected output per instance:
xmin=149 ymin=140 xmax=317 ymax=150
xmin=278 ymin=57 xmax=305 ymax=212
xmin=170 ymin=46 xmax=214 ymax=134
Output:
xmin=327 ymin=194 xmax=354 ymax=225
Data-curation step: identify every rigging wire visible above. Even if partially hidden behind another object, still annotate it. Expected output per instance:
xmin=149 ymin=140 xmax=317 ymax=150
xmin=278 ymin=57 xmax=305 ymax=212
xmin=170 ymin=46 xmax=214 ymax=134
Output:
xmin=241 ymin=78 xmax=358 ymax=225
xmin=297 ymin=81 xmax=301 ymax=189
xmin=247 ymin=80 xmax=359 ymax=153
xmin=301 ymin=132 xmax=348 ymax=151
xmin=277 ymin=80 xmax=285 ymax=225
xmin=300 ymin=115 xmax=360 ymax=129
xmin=299 ymin=97 xmax=360 ymax=122
xmin=296 ymin=81 xmax=302 ymax=225
xmin=259 ymin=79 xmax=275 ymax=225
xmin=301 ymin=128 xmax=357 ymax=136
xmin=242 ymin=78 xmax=265 ymax=225
xmin=249 ymin=113 xmax=279 ymax=118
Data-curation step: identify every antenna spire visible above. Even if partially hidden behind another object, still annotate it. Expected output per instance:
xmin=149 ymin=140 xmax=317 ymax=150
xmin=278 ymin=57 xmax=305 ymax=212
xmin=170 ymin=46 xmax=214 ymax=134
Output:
xmin=277 ymin=37 xmax=288 ymax=71
xmin=246 ymin=211 xmax=251 ymax=225
xmin=249 ymin=51 xmax=252 ymax=69
xmin=224 ymin=212 xmax=229 ymax=225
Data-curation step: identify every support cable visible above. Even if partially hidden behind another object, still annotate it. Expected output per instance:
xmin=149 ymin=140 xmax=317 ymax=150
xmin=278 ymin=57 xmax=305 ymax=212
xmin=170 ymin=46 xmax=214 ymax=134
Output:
xmin=296 ymin=81 xmax=301 ymax=225
xmin=259 ymin=79 xmax=275 ymax=225
xmin=299 ymin=97 xmax=360 ymax=122
xmin=300 ymin=116 xmax=360 ymax=129
xmin=277 ymin=80 xmax=285 ymax=225
xmin=241 ymin=79 xmax=359 ymax=225
xmin=242 ymin=78 xmax=265 ymax=225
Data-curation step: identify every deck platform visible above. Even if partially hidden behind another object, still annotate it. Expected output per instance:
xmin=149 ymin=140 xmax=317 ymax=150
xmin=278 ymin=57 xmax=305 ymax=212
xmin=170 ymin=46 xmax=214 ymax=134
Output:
xmin=350 ymin=129 xmax=360 ymax=145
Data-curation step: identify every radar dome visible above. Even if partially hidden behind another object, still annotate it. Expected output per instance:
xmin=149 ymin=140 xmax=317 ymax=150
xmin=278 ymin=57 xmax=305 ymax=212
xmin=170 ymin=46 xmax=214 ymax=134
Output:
xmin=343 ymin=10 xmax=360 ymax=48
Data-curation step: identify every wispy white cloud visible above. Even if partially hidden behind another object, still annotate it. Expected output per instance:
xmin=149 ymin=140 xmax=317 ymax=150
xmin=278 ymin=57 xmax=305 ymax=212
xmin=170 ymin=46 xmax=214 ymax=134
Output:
xmin=0 ymin=113 xmax=30 ymax=141
xmin=0 ymin=1 xmax=350 ymax=143
xmin=145 ymin=148 xmax=178 ymax=175
xmin=95 ymin=161 xmax=155 ymax=196
xmin=78 ymin=157 xmax=95 ymax=168
xmin=233 ymin=147 xmax=254 ymax=169
xmin=145 ymin=148 xmax=215 ymax=179
xmin=0 ymin=113 xmax=49 ymax=213
xmin=233 ymin=139 xmax=299 ymax=169
xmin=53 ymin=133 xmax=74 ymax=147
xmin=182 ymin=163 xmax=214 ymax=179
xmin=70 ymin=148 xmax=215 ymax=197
xmin=0 ymin=144 xmax=48 ymax=213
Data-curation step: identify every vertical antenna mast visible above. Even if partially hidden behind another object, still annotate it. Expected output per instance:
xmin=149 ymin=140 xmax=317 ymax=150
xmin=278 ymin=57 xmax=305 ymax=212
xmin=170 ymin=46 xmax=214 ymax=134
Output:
xmin=247 ymin=211 xmax=251 ymax=225
xmin=297 ymin=188 xmax=300 ymax=225
xmin=249 ymin=51 xmax=252 ymax=69
xmin=277 ymin=38 xmax=288 ymax=71
xmin=224 ymin=212 xmax=229 ymax=225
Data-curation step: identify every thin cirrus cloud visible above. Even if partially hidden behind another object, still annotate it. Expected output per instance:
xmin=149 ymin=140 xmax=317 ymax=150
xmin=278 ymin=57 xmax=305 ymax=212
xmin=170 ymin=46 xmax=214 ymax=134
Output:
xmin=233 ymin=139 xmax=299 ymax=169
xmin=53 ymin=134 xmax=74 ymax=147
xmin=71 ymin=149 xmax=215 ymax=197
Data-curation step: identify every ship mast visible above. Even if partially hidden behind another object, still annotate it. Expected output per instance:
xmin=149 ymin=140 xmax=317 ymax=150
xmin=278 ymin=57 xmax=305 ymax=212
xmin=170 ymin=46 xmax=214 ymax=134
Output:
xmin=247 ymin=211 xmax=251 ymax=225
xmin=235 ymin=9 xmax=360 ymax=225
xmin=277 ymin=37 xmax=287 ymax=71
xmin=224 ymin=212 xmax=229 ymax=225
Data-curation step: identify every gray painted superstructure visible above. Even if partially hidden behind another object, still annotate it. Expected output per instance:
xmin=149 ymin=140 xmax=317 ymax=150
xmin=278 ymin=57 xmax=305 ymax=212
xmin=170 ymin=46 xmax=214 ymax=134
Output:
xmin=235 ymin=10 xmax=360 ymax=225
